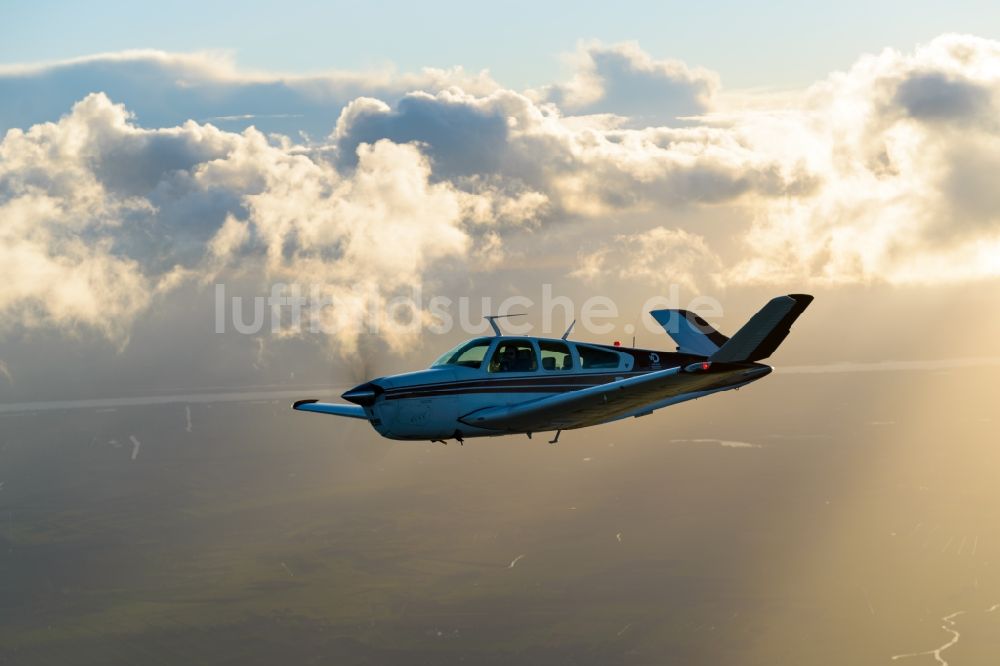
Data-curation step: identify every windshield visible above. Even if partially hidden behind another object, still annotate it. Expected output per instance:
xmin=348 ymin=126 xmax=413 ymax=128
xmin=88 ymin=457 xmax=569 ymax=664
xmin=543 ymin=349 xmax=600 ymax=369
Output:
xmin=431 ymin=338 xmax=493 ymax=368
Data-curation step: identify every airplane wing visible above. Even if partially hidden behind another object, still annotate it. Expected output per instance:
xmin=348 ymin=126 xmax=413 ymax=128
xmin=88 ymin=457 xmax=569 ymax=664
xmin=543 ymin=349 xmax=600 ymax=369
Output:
xmin=458 ymin=363 xmax=767 ymax=433
xmin=292 ymin=399 xmax=368 ymax=419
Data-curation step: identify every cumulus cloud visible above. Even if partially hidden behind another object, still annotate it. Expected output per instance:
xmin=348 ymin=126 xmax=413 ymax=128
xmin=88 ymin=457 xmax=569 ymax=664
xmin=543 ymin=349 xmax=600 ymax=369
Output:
xmin=894 ymin=72 xmax=993 ymax=121
xmin=3 ymin=33 xmax=1000 ymax=360
xmin=580 ymin=34 xmax=1000 ymax=289
xmin=539 ymin=41 xmax=719 ymax=125
xmin=722 ymin=33 xmax=1000 ymax=285
xmin=332 ymin=87 xmax=811 ymax=218
xmin=0 ymin=93 xmax=523 ymax=352
xmin=0 ymin=50 xmax=500 ymax=139
xmin=332 ymin=93 xmax=511 ymax=177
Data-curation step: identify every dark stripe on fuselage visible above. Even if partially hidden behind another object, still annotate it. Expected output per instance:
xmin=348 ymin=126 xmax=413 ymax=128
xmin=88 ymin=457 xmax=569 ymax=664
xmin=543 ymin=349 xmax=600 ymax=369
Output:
xmin=378 ymin=359 xmax=768 ymax=402
xmin=384 ymin=383 xmax=619 ymax=399
xmin=380 ymin=370 xmax=660 ymax=401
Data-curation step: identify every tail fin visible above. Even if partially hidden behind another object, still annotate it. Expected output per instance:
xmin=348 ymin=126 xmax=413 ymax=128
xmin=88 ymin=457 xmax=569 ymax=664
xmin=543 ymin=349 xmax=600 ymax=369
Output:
xmin=649 ymin=309 xmax=730 ymax=356
xmin=709 ymin=294 xmax=813 ymax=363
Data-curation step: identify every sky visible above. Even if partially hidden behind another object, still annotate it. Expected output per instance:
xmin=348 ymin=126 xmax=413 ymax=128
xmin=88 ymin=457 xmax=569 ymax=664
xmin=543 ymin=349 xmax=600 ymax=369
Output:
xmin=2 ymin=13 xmax=1000 ymax=394
xmin=2 ymin=5 xmax=1000 ymax=663
xmin=3 ymin=1 xmax=999 ymax=90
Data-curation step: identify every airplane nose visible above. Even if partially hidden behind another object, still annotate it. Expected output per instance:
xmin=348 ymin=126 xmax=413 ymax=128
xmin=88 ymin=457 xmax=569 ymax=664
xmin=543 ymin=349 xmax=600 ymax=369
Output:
xmin=341 ymin=382 xmax=381 ymax=407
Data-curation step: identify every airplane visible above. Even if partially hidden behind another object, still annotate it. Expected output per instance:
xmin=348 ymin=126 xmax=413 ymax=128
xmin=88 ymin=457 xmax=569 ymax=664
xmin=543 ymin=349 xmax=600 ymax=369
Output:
xmin=292 ymin=294 xmax=813 ymax=444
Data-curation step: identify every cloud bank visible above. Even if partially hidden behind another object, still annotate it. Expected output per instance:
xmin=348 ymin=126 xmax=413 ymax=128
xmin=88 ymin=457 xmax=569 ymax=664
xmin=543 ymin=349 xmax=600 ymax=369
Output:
xmin=2 ymin=34 xmax=999 ymax=356
xmin=0 ymin=50 xmax=500 ymax=139
xmin=0 ymin=93 xmax=540 ymax=352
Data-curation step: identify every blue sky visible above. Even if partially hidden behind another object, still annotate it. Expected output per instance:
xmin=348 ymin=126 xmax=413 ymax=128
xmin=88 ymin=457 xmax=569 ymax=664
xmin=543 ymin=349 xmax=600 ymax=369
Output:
xmin=4 ymin=0 xmax=998 ymax=88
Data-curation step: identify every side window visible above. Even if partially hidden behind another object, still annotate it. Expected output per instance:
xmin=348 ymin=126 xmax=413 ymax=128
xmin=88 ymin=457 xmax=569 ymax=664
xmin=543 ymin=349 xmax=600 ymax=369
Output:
xmin=539 ymin=340 xmax=573 ymax=371
xmin=488 ymin=340 xmax=538 ymax=373
xmin=576 ymin=345 xmax=621 ymax=369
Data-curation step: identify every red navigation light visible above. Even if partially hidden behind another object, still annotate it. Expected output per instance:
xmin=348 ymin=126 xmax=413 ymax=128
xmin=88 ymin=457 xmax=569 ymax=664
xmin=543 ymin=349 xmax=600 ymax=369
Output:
xmin=701 ymin=362 xmax=710 ymax=371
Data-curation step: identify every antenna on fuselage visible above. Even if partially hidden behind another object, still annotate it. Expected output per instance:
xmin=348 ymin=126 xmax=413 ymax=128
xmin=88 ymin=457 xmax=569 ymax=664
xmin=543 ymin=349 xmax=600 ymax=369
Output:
xmin=561 ymin=319 xmax=576 ymax=340
xmin=484 ymin=313 xmax=526 ymax=336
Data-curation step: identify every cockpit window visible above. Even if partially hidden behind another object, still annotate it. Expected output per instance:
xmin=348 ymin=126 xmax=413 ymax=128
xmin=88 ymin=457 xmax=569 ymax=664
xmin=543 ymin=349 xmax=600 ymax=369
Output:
xmin=431 ymin=338 xmax=492 ymax=368
xmin=488 ymin=340 xmax=538 ymax=373
xmin=539 ymin=340 xmax=573 ymax=371
xmin=576 ymin=344 xmax=621 ymax=369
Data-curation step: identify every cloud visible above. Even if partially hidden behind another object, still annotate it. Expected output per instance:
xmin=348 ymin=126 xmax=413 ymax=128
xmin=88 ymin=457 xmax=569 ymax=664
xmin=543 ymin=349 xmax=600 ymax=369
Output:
xmin=539 ymin=41 xmax=719 ymax=125
xmin=557 ymin=34 xmax=999 ymax=289
xmin=572 ymin=228 xmax=722 ymax=292
xmin=0 ymin=93 xmax=519 ymax=352
xmin=778 ymin=357 xmax=1000 ymax=374
xmin=894 ymin=72 xmax=993 ymax=121
xmin=3 ymin=33 xmax=1000 ymax=363
xmin=719 ymin=34 xmax=1000 ymax=286
xmin=0 ymin=387 xmax=344 ymax=414
xmin=332 ymin=93 xmax=510 ymax=177
xmin=333 ymin=87 xmax=812 ymax=218
xmin=0 ymin=50 xmax=500 ymax=139
xmin=669 ymin=438 xmax=761 ymax=449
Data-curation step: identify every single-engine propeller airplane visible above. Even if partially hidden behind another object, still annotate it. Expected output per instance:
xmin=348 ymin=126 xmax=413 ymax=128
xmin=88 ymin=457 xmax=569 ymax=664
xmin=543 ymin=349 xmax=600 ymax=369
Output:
xmin=293 ymin=294 xmax=813 ymax=444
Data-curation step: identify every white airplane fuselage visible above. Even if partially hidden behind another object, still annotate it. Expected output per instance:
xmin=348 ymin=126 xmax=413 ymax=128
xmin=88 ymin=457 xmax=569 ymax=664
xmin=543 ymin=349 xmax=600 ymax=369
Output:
xmin=294 ymin=294 xmax=812 ymax=443
xmin=340 ymin=337 xmax=771 ymax=441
